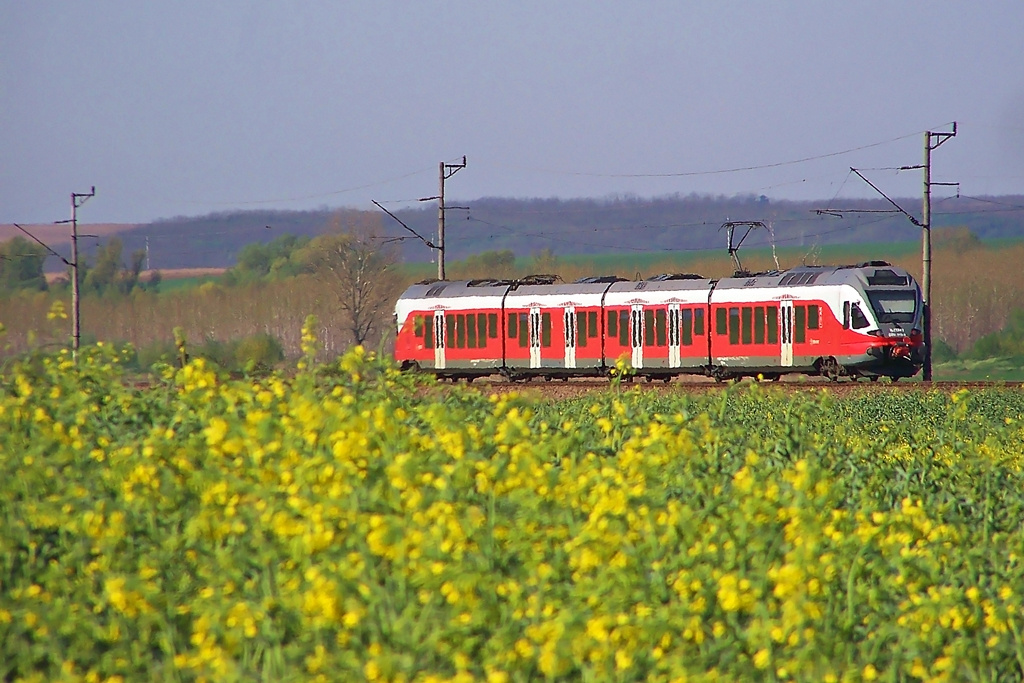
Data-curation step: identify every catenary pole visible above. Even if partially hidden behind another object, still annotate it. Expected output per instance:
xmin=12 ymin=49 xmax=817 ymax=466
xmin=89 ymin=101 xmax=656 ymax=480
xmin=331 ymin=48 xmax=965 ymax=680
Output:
xmin=922 ymin=133 xmax=932 ymax=380
xmin=438 ymin=161 xmax=446 ymax=280
xmin=70 ymin=187 xmax=95 ymax=357
xmin=921 ymin=124 xmax=956 ymax=381
xmin=432 ymin=156 xmax=466 ymax=280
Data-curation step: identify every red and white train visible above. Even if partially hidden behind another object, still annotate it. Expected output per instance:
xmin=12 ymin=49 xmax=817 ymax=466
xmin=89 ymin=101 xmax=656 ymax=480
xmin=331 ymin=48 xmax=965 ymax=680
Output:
xmin=393 ymin=262 xmax=925 ymax=382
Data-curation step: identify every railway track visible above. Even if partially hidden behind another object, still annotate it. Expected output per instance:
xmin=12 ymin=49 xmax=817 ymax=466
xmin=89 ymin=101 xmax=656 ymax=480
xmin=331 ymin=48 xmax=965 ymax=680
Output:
xmin=123 ymin=373 xmax=1017 ymax=400
xmin=437 ymin=376 xmax=1018 ymax=399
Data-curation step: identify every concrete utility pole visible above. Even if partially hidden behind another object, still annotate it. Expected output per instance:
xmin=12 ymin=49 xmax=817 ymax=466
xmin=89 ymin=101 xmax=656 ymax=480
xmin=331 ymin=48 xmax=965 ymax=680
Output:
xmin=921 ymin=124 xmax=957 ymax=381
xmin=434 ymin=156 xmax=466 ymax=280
xmin=70 ymin=187 xmax=95 ymax=355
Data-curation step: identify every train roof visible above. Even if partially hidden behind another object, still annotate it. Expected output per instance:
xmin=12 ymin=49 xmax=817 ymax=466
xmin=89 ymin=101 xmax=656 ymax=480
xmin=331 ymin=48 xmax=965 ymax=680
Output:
xmin=396 ymin=262 xmax=916 ymax=303
xmin=607 ymin=276 xmax=713 ymax=295
xmin=714 ymin=262 xmax=915 ymax=290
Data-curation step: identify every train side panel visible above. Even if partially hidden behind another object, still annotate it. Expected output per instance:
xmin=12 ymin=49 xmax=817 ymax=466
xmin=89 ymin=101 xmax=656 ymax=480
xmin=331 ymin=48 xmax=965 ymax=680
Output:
xmin=603 ymin=279 xmax=712 ymax=373
xmin=503 ymin=284 xmax=608 ymax=374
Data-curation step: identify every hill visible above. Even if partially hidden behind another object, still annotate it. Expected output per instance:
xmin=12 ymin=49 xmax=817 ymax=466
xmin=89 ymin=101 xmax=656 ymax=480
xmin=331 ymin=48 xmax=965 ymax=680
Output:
xmin=0 ymin=223 xmax=135 ymax=248
xmin=9 ymin=193 xmax=1023 ymax=272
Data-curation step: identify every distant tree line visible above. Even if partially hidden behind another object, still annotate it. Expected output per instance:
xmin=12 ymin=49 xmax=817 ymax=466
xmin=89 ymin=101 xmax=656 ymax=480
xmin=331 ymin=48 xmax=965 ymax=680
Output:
xmin=0 ymin=235 xmax=155 ymax=296
xmin=38 ymin=193 xmax=1023 ymax=272
xmin=220 ymin=214 xmax=401 ymax=346
xmin=0 ymin=237 xmax=48 ymax=291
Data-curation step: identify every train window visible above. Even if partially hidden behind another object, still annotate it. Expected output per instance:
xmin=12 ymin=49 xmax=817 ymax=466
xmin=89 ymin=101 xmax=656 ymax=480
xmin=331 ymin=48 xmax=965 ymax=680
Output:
xmin=457 ymin=314 xmax=467 ymax=348
xmin=588 ymin=311 xmax=598 ymax=338
xmin=851 ymin=303 xmax=870 ymax=329
xmin=767 ymin=307 xmax=778 ymax=344
xmin=607 ymin=310 xmax=618 ymax=339
xmin=467 ymin=313 xmax=477 ymax=348
xmin=843 ymin=302 xmax=851 ymax=329
xmin=808 ymin=305 xmax=820 ymax=330
xmin=619 ymin=310 xmax=629 ymax=347
xmin=741 ymin=307 xmax=753 ymax=345
xmin=729 ymin=307 xmax=740 ymax=345
xmin=682 ymin=309 xmax=693 ymax=346
xmin=488 ymin=313 xmax=498 ymax=338
xmin=645 ymin=310 xmax=656 ymax=347
xmin=655 ymin=309 xmax=667 ymax=346
xmin=519 ymin=313 xmax=529 ymax=348
xmin=414 ymin=316 xmax=424 ymax=337
xmin=424 ymin=316 xmax=434 ymax=349
xmin=576 ymin=312 xmax=587 ymax=347
xmin=716 ymin=308 xmax=728 ymax=336
xmin=694 ymin=309 xmax=705 ymax=336
xmin=446 ymin=315 xmax=456 ymax=348
xmin=479 ymin=314 xmax=489 ymax=346
xmin=541 ymin=312 xmax=552 ymax=347
xmin=508 ymin=312 xmax=518 ymax=339
xmin=754 ymin=306 xmax=765 ymax=344
xmin=794 ymin=306 xmax=806 ymax=344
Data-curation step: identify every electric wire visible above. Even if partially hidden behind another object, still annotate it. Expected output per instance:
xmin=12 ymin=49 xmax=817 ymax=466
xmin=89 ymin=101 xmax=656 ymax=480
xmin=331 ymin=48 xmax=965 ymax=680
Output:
xmin=489 ymin=129 xmax=929 ymax=179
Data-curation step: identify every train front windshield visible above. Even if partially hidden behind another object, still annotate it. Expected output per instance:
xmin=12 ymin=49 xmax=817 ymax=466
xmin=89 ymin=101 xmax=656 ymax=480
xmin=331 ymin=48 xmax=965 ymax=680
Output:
xmin=866 ymin=290 xmax=919 ymax=324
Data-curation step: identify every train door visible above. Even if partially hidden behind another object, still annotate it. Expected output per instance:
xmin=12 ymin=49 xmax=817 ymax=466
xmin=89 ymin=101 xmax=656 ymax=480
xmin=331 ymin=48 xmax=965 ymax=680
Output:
xmin=529 ymin=307 xmax=542 ymax=368
xmin=631 ymin=304 xmax=645 ymax=369
xmin=433 ymin=310 xmax=446 ymax=369
xmin=780 ymin=301 xmax=794 ymax=367
xmin=668 ymin=304 xmax=681 ymax=368
xmin=563 ymin=306 xmax=577 ymax=369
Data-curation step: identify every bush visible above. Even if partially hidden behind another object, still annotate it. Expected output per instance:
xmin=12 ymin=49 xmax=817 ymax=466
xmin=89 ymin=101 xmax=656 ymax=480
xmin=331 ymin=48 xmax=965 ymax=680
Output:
xmin=930 ymin=338 xmax=958 ymax=363
xmin=193 ymin=337 xmax=235 ymax=369
xmin=137 ymin=332 xmax=285 ymax=374
xmin=136 ymin=339 xmax=180 ymax=370
xmin=234 ymin=332 xmax=284 ymax=373
xmin=967 ymin=308 xmax=1024 ymax=359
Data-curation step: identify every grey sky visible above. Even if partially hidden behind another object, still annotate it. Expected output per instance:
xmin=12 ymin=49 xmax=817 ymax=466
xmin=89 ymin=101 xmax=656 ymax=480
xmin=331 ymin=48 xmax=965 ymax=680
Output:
xmin=3 ymin=1 xmax=1023 ymax=224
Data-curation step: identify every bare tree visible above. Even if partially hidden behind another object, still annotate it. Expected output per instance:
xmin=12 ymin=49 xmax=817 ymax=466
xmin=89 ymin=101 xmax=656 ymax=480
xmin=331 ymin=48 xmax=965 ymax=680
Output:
xmin=300 ymin=212 xmax=401 ymax=349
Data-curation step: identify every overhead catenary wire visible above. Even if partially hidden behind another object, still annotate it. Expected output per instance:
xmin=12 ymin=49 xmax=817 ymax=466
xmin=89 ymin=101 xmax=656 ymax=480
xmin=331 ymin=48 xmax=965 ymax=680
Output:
xmin=61 ymin=126 xmax=962 ymax=218
xmin=461 ymin=211 xmax=899 ymax=256
xmin=177 ymin=166 xmax=436 ymax=208
xmin=487 ymin=128 xmax=934 ymax=179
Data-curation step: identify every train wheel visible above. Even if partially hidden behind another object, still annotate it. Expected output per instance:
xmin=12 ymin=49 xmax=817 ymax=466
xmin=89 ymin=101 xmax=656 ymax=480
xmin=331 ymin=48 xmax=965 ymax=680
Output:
xmin=820 ymin=357 xmax=842 ymax=382
xmin=711 ymin=368 xmax=732 ymax=383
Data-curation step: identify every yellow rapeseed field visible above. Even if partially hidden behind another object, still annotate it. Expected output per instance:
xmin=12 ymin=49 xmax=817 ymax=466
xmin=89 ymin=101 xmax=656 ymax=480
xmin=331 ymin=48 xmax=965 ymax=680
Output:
xmin=2 ymin=326 xmax=1024 ymax=681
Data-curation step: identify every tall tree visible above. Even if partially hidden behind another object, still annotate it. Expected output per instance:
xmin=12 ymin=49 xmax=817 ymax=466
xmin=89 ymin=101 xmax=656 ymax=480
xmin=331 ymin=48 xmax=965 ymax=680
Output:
xmin=81 ymin=237 xmax=147 ymax=295
xmin=227 ymin=233 xmax=309 ymax=284
xmin=0 ymin=237 xmax=48 ymax=292
xmin=299 ymin=213 xmax=401 ymax=348
xmin=83 ymin=238 xmax=123 ymax=294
